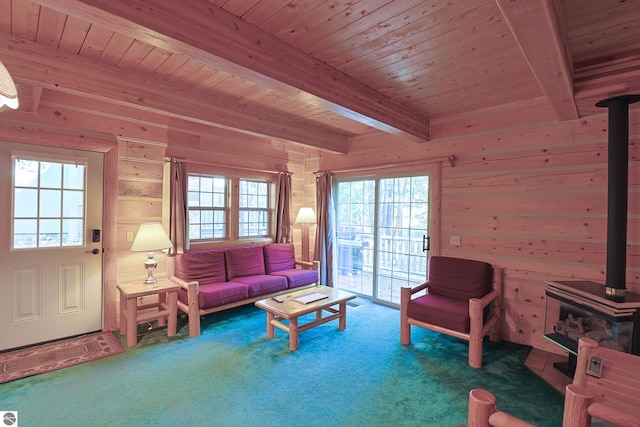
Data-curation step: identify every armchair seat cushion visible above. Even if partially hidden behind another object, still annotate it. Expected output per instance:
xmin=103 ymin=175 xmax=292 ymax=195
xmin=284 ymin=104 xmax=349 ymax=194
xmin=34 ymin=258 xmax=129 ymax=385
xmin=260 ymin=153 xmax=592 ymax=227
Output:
xmin=178 ymin=281 xmax=249 ymax=310
xmin=269 ymin=269 xmax=319 ymax=289
xmin=407 ymin=294 xmax=470 ymax=334
xmin=232 ymin=274 xmax=287 ymax=297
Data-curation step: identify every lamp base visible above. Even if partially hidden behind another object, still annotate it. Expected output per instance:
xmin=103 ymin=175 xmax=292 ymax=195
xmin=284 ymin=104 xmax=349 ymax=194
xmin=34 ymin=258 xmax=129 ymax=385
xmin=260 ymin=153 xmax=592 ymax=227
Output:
xmin=143 ymin=274 xmax=157 ymax=285
xmin=143 ymin=252 xmax=158 ymax=286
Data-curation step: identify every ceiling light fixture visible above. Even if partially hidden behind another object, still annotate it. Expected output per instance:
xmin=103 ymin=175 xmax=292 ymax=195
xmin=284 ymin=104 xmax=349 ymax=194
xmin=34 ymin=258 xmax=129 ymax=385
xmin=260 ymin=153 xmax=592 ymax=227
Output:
xmin=0 ymin=61 xmax=19 ymax=110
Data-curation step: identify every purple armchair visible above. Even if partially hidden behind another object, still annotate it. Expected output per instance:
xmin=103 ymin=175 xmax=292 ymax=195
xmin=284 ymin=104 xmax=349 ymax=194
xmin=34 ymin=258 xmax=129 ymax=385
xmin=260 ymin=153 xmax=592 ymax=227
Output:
xmin=400 ymin=256 xmax=502 ymax=368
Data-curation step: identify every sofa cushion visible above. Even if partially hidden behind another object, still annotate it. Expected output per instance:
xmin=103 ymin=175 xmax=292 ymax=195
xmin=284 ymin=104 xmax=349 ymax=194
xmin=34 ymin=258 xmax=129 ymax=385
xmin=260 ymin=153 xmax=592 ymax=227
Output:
xmin=263 ymin=243 xmax=296 ymax=273
xmin=174 ymin=250 xmax=227 ymax=284
xmin=225 ymin=246 xmax=266 ymax=279
xmin=270 ymin=269 xmax=318 ymax=288
xmin=407 ymin=293 xmax=470 ymax=333
xmin=178 ymin=281 xmax=249 ymax=309
xmin=427 ymin=256 xmax=493 ymax=300
xmin=232 ymin=275 xmax=287 ymax=297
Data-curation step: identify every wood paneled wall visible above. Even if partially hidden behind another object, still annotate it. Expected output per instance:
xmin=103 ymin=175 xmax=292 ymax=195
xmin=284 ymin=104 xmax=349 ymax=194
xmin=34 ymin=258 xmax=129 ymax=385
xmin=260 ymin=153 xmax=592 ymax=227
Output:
xmin=3 ymin=88 xmax=638 ymax=355
xmin=1 ymin=90 xmax=309 ymax=330
xmin=317 ymin=99 xmax=639 ymax=353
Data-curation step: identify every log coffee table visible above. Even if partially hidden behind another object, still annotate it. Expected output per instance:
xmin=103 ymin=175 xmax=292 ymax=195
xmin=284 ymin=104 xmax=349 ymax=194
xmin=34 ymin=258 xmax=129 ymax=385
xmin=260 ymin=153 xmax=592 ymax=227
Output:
xmin=255 ymin=286 xmax=356 ymax=351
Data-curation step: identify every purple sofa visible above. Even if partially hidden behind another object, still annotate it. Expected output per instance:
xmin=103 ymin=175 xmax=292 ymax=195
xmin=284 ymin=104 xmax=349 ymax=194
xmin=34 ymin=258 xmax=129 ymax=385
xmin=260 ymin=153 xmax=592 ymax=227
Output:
xmin=169 ymin=243 xmax=319 ymax=337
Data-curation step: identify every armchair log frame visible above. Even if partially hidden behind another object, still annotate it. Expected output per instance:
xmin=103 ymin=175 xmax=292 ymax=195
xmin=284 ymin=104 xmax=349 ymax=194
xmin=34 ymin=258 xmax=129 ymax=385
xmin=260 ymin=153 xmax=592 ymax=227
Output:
xmin=400 ymin=264 xmax=503 ymax=368
xmin=562 ymin=337 xmax=640 ymax=427
xmin=466 ymin=337 xmax=640 ymax=427
xmin=466 ymin=388 xmax=536 ymax=427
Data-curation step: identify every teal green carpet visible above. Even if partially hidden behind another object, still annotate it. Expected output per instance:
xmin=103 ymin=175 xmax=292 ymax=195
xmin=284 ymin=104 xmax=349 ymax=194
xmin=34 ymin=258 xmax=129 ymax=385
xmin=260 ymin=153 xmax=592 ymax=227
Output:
xmin=0 ymin=300 xmax=563 ymax=426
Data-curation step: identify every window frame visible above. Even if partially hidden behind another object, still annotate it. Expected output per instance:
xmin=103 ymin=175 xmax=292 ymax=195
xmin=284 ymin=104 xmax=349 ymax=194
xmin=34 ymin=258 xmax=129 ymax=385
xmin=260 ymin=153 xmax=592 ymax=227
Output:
xmin=11 ymin=153 xmax=89 ymax=251
xmin=187 ymin=174 xmax=228 ymax=241
xmin=238 ymin=178 xmax=270 ymax=238
xmin=185 ymin=163 xmax=276 ymax=246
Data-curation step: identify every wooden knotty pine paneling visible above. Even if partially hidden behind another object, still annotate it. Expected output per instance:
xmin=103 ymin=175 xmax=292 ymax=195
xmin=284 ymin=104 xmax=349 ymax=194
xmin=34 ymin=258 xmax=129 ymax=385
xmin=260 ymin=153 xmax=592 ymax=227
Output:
xmin=5 ymin=86 xmax=639 ymax=351
xmin=12 ymin=91 xmax=311 ymax=289
xmin=117 ymin=139 xmax=308 ymax=282
xmin=317 ymin=101 xmax=639 ymax=352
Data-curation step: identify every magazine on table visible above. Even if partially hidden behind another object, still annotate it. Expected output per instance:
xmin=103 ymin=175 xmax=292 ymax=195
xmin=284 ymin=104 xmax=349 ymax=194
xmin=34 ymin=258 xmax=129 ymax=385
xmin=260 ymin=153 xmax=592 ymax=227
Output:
xmin=292 ymin=292 xmax=329 ymax=304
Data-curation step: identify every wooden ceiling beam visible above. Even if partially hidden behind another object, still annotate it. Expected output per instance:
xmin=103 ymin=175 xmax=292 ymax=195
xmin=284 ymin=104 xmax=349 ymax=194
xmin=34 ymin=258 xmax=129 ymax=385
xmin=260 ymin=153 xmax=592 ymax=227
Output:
xmin=495 ymin=0 xmax=579 ymax=121
xmin=17 ymin=84 xmax=43 ymax=113
xmin=0 ymin=119 xmax=117 ymax=152
xmin=0 ymin=33 xmax=348 ymax=153
xmin=31 ymin=0 xmax=430 ymax=142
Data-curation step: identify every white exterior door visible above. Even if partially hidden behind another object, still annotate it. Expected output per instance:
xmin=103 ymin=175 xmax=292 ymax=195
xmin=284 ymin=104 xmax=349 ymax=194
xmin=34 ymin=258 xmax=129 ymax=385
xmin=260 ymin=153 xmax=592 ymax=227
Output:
xmin=0 ymin=142 xmax=104 ymax=351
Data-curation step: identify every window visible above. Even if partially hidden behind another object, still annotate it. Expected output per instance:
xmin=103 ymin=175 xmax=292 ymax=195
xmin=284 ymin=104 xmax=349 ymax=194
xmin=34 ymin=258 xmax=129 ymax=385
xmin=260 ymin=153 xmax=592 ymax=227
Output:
xmin=239 ymin=179 xmax=269 ymax=237
xmin=187 ymin=174 xmax=271 ymax=242
xmin=188 ymin=175 xmax=226 ymax=240
xmin=12 ymin=156 xmax=86 ymax=249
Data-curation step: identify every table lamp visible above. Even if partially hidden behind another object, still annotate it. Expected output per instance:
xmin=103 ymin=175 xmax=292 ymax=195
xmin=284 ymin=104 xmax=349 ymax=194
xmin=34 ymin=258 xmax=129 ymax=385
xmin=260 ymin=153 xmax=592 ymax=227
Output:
xmin=130 ymin=222 xmax=173 ymax=285
xmin=294 ymin=207 xmax=316 ymax=261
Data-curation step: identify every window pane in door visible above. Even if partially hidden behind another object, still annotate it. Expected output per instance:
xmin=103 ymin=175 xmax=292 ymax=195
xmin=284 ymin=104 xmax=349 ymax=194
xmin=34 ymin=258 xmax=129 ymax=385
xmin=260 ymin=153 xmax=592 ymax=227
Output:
xmin=377 ymin=176 xmax=429 ymax=303
xmin=63 ymin=164 xmax=85 ymax=189
xmin=12 ymin=157 xmax=87 ymax=250
xmin=63 ymin=190 xmax=84 ymax=217
xmin=14 ymin=189 xmax=37 ymax=217
xmin=40 ymin=189 xmax=62 ymax=217
xmin=13 ymin=219 xmax=37 ymax=248
xmin=39 ymin=219 xmax=61 ymax=247
xmin=62 ymin=219 xmax=83 ymax=246
xmin=40 ymin=162 xmax=62 ymax=188
xmin=335 ymin=180 xmax=375 ymax=296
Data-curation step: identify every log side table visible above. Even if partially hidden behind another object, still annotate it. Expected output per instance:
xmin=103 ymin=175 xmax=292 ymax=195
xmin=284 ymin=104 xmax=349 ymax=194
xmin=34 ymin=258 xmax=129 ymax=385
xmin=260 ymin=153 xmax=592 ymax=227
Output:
xmin=117 ymin=279 xmax=180 ymax=347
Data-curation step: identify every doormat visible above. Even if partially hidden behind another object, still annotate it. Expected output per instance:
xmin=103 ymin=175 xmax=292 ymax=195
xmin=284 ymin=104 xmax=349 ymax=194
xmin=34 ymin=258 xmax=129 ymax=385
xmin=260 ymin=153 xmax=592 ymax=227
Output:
xmin=0 ymin=331 xmax=124 ymax=384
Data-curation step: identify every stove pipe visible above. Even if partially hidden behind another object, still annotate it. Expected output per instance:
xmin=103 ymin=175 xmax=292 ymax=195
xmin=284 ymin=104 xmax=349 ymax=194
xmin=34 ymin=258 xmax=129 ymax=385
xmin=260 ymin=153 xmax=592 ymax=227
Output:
xmin=595 ymin=94 xmax=640 ymax=301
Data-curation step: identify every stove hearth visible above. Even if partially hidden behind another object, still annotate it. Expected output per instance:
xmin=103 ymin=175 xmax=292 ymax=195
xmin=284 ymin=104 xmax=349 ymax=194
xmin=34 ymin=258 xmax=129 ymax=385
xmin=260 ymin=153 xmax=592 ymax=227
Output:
xmin=544 ymin=280 xmax=640 ymax=377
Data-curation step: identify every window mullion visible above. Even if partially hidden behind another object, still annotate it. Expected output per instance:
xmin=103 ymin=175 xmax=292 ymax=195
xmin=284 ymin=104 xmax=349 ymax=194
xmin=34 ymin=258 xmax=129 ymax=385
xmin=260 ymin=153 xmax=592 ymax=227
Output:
xmin=229 ymin=177 xmax=239 ymax=240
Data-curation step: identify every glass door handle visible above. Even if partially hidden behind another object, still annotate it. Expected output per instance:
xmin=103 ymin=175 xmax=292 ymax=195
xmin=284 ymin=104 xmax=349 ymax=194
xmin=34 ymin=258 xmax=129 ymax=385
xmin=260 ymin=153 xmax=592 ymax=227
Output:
xmin=422 ymin=235 xmax=430 ymax=252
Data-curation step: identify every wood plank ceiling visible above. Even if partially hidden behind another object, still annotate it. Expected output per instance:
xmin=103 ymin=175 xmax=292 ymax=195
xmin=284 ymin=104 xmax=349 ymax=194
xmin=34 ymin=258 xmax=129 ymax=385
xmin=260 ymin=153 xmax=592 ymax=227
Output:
xmin=0 ymin=0 xmax=639 ymax=153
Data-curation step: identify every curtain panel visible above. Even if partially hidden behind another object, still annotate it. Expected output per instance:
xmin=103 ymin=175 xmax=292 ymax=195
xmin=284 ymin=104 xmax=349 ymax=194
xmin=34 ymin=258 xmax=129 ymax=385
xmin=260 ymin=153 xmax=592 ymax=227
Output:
xmin=314 ymin=171 xmax=334 ymax=286
xmin=169 ymin=158 xmax=189 ymax=254
xmin=275 ymin=171 xmax=292 ymax=243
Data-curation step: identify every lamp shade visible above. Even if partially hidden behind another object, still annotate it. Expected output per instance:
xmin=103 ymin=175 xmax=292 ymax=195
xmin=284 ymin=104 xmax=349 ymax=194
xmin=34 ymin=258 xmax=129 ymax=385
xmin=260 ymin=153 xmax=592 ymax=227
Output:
xmin=0 ymin=61 xmax=19 ymax=110
xmin=130 ymin=222 xmax=173 ymax=252
xmin=294 ymin=207 xmax=316 ymax=224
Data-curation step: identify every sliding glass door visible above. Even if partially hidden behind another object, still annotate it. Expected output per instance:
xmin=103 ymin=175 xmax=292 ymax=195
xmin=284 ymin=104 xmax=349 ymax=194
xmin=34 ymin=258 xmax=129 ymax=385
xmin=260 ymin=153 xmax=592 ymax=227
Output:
xmin=335 ymin=174 xmax=430 ymax=304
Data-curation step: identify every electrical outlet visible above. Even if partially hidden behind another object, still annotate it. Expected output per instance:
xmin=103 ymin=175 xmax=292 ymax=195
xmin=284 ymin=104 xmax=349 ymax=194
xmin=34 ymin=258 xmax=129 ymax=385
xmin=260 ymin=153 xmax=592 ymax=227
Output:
xmin=450 ymin=235 xmax=461 ymax=246
xmin=126 ymin=231 xmax=134 ymax=242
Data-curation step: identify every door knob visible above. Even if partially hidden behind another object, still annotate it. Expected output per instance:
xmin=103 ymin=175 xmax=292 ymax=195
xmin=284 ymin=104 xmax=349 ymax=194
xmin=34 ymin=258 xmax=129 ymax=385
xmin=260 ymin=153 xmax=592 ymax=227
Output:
xmin=85 ymin=248 xmax=100 ymax=254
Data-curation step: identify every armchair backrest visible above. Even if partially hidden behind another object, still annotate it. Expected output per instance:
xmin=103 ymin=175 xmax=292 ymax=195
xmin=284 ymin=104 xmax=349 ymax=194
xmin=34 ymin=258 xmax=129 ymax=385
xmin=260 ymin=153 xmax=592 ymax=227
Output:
xmin=428 ymin=256 xmax=494 ymax=300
